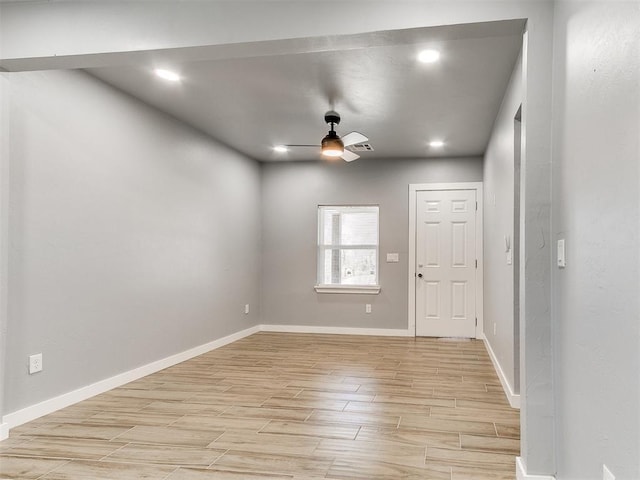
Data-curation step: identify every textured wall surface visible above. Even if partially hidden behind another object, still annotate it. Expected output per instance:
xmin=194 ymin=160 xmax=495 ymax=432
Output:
xmin=552 ymin=2 xmax=640 ymax=478
xmin=0 ymin=19 xmax=9 ymax=428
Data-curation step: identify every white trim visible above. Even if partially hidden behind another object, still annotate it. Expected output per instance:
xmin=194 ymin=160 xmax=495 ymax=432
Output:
xmin=516 ymin=457 xmax=555 ymax=480
xmin=314 ymin=285 xmax=380 ymax=294
xmin=317 ymin=204 xmax=380 ymax=289
xmin=1 ymin=325 xmax=260 ymax=431
xmin=408 ymin=186 xmax=417 ymax=335
xmin=483 ymin=337 xmax=521 ymax=409
xmin=408 ymin=182 xmax=484 ymax=338
xmin=0 ymin=77 xmax=10 ymax=446
xmin=260 ymin=324 xmax=411 ymax=337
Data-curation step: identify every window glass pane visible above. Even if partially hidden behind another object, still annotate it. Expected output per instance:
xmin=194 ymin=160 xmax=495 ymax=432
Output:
xmin=340 ymin=248 xmax=377 ymax=285
xmin=340 ymin=211 xmax=378 ymax=245
xmin=321 ymin=248 xmax=339 ymax=285
xmin=321 ymin=209 xmax=340 ymax=245
xmin=320 ymin=248 xmax=377 ymax=286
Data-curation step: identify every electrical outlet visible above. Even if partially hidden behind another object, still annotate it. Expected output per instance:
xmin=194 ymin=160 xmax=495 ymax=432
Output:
xmin=493 ymin=323 xmax=497 ymax=335
xmin=365 ymin=304 xmax=372 ymax=314
xmin=244 ymin=304 xmax=250 ymax=314
xmin=29 ymin=353 xmax=43 ymax=374
xmin=603 ymin=465 xmax=615 ymax=480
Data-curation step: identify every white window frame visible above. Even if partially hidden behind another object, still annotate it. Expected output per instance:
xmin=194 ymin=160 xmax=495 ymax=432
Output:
xmin=314 ymin=205 xmax=381 ymax=295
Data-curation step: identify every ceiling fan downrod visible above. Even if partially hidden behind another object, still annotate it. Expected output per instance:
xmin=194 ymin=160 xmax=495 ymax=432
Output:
xmin=324 ymin=110 xmax=341 ymax=131
xmin=321 ymin=111 xmax=344 ymax=157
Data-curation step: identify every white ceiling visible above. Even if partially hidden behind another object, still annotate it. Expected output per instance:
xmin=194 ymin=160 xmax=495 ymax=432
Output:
xmin=86 ymin=20 xmax=524 ymax=162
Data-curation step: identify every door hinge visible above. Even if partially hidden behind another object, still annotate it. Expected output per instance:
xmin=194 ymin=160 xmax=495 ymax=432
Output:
xmin=475 ymin=201 xmax=478 ymax=211
xmin=475 ymin=259 xmax=478 ymax=268
xmin=475 ymin=318 xmax=478 ymax=326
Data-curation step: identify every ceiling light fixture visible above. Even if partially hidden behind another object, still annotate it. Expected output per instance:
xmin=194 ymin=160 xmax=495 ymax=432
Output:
xmin=321 ymin=131 xmax=344 ymax=157
xmin=429 ymin=140 xmax=445 ymax=148
xmin=154 ymin=68 xmax=181 ymax=82
xmin=273 ymin=145 xmax=288 ymax=153
xmin=417 ymin=49 xmax=440 ymax=64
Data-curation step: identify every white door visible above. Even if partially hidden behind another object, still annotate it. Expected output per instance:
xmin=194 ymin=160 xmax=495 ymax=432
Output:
xmin=415 ymin=189 xmax=477 ymax=337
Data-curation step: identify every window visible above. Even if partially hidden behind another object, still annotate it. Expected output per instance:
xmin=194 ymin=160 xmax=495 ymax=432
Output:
xmin=315 ymin=205 xmax=380 ymax=294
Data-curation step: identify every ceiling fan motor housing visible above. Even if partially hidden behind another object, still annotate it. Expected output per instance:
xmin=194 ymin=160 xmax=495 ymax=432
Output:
xmin=324 ymin=110 xmax=341 ymax=126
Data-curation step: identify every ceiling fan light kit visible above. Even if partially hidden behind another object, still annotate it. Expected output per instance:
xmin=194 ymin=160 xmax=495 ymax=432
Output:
xmin=321 ymin=131 xmax=344 ymax=157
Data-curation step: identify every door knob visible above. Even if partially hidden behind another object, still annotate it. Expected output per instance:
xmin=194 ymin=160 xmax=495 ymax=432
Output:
xmin=417 ymin=273 xmax=423 ymax=278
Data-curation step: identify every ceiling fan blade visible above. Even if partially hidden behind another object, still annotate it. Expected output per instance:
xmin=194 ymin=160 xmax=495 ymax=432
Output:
xmin=284 ymin=144 xmax=320 ymax=148
xmin=341 ymin=131 xmax=368 ymax=147
xmin=341 ymin=150 xmax=360 ymax=162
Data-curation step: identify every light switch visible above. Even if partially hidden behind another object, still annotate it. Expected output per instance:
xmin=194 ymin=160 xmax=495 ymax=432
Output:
xmin=557 ymin=239 xmax=566 ymax=268
xmin=386 ymin=253 xmax=399 ymax=263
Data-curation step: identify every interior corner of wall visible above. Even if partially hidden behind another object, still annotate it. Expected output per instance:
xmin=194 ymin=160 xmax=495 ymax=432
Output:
xmin=517 ymin=456 xmax=556 ymax=480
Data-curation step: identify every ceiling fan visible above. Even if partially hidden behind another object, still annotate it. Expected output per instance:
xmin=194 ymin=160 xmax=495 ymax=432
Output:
xmin=280 ymin=111 xmax=369 ymax=162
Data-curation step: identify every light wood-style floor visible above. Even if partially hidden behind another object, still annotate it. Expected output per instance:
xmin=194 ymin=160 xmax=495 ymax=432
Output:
xmin=0 ymin=333 xmax=519 ymax=479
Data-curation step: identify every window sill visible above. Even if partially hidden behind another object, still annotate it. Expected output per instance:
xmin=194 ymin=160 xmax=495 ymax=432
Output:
xmin=314 ymin=285 xmax=381 ymax=295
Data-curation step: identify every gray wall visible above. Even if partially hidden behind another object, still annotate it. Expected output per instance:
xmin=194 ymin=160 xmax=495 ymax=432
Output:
xmin=0 ymin=24 xmax=9 ymax=428
xmin=4 ymin=70 xmax=261 ymax=414
xmin=518 ymin=9 xmax=555 ymax=473
xmin=551 ymin=2 xmax=640 ymax=479
xmin=483 ymin=51 xmax=523 ymax=395
xmin=261 ymin=157 xmax=483 ymax=329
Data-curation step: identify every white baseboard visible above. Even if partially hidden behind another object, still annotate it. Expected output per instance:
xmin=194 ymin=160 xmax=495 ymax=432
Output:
xmin=259 ymin=324 xmax=412 ymax=337
xmin=516 ymin=457 xmax=555 ymax=479
xmin=0 ymin=422 xmax=8 ymax=441
xmin=482 ymin=337 xmax=520 ymax=409
xmin=2 ymin=325 xmax=260 ymax=431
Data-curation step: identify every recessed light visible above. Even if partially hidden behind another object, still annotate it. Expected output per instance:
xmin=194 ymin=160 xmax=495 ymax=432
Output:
xmin=273 ymin=145 xmax=289 ymax=153
xmin=429 ymin=140 xmax=445 ymax=148
xmin=154 ymin=69 xmax=181 ymax=82
xmin=417 ymin=49 xmax=440 ymax=64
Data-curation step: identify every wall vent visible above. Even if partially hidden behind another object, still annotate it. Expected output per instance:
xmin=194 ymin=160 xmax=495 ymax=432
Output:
xmin=347 ymin=143 xmax=374 ymax=152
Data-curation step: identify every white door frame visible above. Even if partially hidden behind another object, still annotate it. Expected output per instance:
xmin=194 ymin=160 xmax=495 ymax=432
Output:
xmin=0 ymin=76 xmax=9 ymax=440
xmin=408 ymin=182 xmax=484 ymax=338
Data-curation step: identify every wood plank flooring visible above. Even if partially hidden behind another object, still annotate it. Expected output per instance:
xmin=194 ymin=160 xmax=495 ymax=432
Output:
xmin=0 ymin=333 xmax=519 ymax=479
